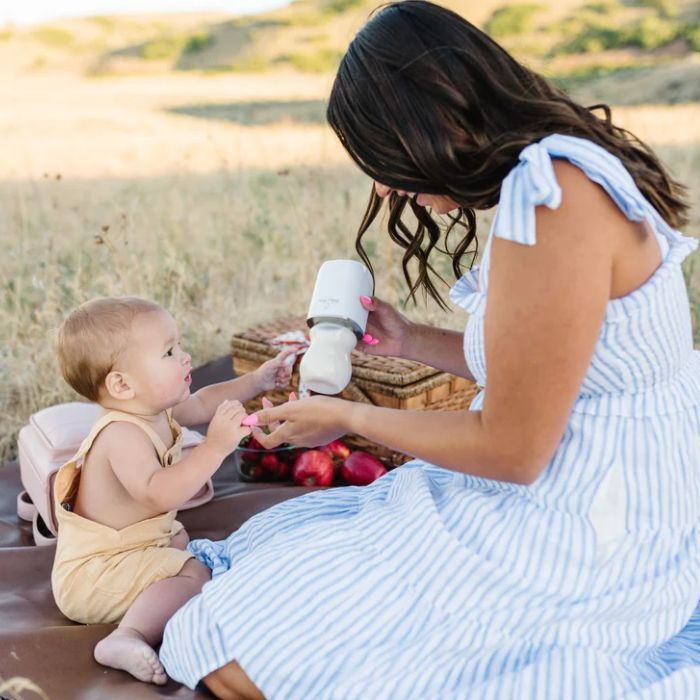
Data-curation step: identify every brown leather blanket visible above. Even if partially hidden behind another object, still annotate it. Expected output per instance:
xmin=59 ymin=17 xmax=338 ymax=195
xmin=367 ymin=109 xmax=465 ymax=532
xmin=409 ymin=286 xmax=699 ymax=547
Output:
xmin=0 ymin=358 xmax=312 ymax=699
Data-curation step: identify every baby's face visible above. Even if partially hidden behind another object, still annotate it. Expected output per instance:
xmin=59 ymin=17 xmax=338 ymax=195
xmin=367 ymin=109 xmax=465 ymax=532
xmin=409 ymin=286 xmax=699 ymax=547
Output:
xmin=120 ymin=309 xmax=192 ymax=411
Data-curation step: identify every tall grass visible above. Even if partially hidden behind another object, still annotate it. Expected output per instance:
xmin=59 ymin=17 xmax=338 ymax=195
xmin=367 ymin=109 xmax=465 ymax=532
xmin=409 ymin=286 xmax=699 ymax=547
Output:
xmin=0 ymin=74 xmax=698 ymax=464
xmin=0 ymin=165 xmax=481 ymax=462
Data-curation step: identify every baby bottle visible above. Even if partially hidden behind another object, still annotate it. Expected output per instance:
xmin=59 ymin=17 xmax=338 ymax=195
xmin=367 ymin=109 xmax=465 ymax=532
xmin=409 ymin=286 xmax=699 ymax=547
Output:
xmin=300 ymin=259 xmax=374 ymax=395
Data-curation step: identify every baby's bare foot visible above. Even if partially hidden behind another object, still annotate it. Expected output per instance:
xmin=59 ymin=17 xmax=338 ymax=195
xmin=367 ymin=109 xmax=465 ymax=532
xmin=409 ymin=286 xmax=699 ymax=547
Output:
xmin=94 ymin=628 xmax=167 ymax=685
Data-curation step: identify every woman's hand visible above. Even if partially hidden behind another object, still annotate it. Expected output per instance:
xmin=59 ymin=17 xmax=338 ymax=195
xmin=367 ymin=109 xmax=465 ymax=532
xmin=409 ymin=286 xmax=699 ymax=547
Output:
xmin=248 ymin=395 xmax=352 ymax=449
xmin=357 ymin=295 xmax=416 ymax=357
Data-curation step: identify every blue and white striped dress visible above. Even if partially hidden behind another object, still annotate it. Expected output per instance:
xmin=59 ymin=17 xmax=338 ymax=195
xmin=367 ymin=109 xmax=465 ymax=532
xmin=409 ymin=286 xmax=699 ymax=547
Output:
xmin=161 ymin=134 xmax=700 ymax=698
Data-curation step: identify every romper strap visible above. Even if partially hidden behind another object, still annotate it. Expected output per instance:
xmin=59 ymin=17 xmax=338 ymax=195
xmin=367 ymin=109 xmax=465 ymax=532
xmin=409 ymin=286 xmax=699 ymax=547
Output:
xmin=165 ymin=408 xmax=182 ymax=448
xmin=73 ymin=410 xmax=170 ymax=463
xmin=165 ymin=407 xmax=177 ymax=433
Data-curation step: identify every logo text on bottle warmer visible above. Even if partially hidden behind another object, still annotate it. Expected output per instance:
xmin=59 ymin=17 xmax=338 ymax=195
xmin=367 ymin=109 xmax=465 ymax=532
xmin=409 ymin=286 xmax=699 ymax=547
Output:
xmin=318 ymin=297 xmax=340 ymax=309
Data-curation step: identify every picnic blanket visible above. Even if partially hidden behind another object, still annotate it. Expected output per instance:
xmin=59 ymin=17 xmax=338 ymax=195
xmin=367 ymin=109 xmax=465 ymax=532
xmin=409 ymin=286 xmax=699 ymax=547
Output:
xmin=0 ymin=357 xmax=310 ymax=699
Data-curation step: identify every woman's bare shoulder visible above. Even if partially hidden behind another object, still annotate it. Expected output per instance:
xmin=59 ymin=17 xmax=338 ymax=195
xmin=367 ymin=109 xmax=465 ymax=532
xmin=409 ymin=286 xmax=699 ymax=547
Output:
xmin=550 ymin=157 xmax=631 ymax=229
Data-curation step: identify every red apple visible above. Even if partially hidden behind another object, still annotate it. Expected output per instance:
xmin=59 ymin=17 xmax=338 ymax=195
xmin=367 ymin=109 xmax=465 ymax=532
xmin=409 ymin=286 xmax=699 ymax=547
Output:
xmin=246 ymin=463 xmax=266 ymax=480
xmin=239 ymin=449 xmax=259 ymax=464
xmin=260 ymin=453 xmax=279 ymax=474
xmin=239 ymin=435 xmax=265 ymax=463
xmin=247 ymin=437 xmax=266 ymax=451
xmin=276 ymin=459 xmax=291 ymax=479
xmin=319 ymin=439 xmax=352 ymax=479
xmin=341 ymin=451 xmax=387 ymax=486
xmin=319 ymin=439 xmax=351 ymax=461
xmin=292 ymin=450 xmax=334 ymax=487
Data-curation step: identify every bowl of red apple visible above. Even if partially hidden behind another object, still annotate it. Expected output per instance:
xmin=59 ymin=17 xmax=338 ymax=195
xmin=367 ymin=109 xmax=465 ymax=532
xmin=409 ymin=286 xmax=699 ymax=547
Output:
xmin=234 ymin=437 xmax=390 ymax=487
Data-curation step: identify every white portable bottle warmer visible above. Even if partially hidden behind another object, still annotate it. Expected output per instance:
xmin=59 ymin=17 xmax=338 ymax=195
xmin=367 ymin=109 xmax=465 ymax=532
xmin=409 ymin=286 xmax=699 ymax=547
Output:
xmin=299 ymin=259 xmax=374 ymax=395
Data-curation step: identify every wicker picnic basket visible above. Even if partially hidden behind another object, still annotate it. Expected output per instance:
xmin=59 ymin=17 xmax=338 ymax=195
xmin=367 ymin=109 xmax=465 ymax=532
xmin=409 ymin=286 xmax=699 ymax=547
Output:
xmin=231 ymin=316 xmax=480 ymax=466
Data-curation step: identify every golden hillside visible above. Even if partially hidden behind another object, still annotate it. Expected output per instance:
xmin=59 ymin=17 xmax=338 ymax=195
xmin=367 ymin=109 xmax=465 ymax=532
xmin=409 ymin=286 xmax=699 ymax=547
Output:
xmin=0 ymin=0 xmax=697 ymax=92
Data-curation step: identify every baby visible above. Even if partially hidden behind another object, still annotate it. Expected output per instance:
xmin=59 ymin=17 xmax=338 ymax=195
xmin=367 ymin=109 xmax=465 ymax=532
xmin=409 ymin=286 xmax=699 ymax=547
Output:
xmin=51 ymin=296 xmax=292 ymax=684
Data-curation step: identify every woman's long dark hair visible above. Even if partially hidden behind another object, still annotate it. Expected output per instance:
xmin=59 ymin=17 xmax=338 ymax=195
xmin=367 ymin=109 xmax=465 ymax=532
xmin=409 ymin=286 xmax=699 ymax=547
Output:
xmin=326 ymin=0 xmax=689 ymax=308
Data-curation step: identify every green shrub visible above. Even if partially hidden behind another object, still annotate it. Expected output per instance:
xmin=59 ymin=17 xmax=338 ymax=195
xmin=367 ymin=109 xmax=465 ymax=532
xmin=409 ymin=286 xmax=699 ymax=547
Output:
xmin=624 ymin=15 xmax=680 ymax=49
xmin=557 ymin=23 xmax=627 ymax=53
xmin=323 ymin=0 xmax=365 ymax=14
xmin=141 ymin=36 xmax=185 ymax=61
xmin=507 ymin=37 xmax=552 ymax=58
xmin=31 ymin=27 xmax=74 ymax=48
xmin=286 ymin=49 xmax=343 ymax=72
xmin=87 ymin=16 xmax=117 ymax=31
xmin=284 ymin=12 xmax=327 ymax=27
xmin=549 ymin=62 xmax=636 ymax=90
xmin=229 ymin=56 xmax=271 ymax=72
xmin=681 ymin=23 xmax=700 ymax=51
xmin=581 ymin=2 xmax=618 ymax=15
xmin=552 ymin=11 xmax=681 ymax=54
xmin=633 ymin=0 xmax=677 ymax=18
xmin=183 ymin=32 xmax=213 ymax=55
xmin=485 ymin=4 xmax=546 ymax=39
xmin=307 ymin=32 xmax=330 ymax=44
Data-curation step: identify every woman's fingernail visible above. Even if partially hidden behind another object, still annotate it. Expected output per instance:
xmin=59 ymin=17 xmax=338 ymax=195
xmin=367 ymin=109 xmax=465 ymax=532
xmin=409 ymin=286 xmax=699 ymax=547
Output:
xmin=362 ymin=333 xmax=374 ymax=343
xmin=370 ymin=338 xmax=380 ymax=346
xmin=360 ymin=296 xmax=372 ymax=305
xmin=241 ymin=414 xmax=258 ymax=427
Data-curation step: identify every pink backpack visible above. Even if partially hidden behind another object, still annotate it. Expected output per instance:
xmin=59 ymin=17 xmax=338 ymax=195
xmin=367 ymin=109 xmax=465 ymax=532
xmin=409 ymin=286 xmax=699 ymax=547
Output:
xmin=17 ymin=402 xmax=214 ymax=546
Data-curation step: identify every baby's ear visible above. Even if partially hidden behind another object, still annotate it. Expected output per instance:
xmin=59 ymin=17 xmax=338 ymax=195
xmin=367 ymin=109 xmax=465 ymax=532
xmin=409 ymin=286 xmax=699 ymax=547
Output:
xmin=104 ymin=370 xmax=135 ymax=401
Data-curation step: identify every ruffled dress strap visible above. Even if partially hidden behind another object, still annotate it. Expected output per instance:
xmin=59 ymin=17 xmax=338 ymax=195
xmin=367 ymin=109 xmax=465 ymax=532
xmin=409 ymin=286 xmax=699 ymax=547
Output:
xmin=448 ymin=265 xmax=485 ymax=315
xmin=490 ymin=136 xmax=562 ymax=246
xmin=492 ymin=133 xmax=695 ymax=253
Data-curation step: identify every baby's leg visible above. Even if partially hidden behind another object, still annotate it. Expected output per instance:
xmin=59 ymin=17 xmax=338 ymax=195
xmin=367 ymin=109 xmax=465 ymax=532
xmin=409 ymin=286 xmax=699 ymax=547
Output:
xmin=94 ymin=558 xmax=210 ymax=684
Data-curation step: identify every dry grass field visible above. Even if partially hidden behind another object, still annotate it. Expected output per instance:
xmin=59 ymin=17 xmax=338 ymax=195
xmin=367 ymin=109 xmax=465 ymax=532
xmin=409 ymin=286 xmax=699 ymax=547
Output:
xmin=1 ymin=62 xmax=699 ymax=462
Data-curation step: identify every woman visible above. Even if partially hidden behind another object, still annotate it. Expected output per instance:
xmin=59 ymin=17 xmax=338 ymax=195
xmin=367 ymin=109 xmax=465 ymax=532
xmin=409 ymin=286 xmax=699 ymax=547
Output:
xmin=160 ymin=2 xmax=700 ymax=697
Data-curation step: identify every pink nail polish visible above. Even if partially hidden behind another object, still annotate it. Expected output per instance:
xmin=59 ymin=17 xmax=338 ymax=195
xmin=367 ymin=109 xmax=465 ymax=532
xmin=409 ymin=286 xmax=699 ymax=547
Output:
xmin=362 ymin=333 xmax=374 ymax=343
xmin=370 ymin=338 xmax=380 ymax=346
xmin=360 ymin=295 xmax=372 ymax=305
xmin=241 ymin=414 xmax=258 ymax=427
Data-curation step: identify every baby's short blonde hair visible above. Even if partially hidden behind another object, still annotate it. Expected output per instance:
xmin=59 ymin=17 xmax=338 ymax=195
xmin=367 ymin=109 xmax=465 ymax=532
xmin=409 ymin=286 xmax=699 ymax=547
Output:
xmin=57 ymin=296 xmax=162 ymax=402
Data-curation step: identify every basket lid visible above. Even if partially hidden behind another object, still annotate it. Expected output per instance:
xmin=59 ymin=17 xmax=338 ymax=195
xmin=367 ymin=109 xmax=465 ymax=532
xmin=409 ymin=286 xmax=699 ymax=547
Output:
xmin=231 ymin=316 xmax=441 ymax=387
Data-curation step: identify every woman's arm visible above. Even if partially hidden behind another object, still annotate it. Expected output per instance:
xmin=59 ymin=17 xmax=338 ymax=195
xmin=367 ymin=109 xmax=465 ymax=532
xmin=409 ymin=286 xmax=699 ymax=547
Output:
xmin=401 ymin=323 xmax=475 ymax=380
xmin=252 ymin=163 xmax=617 ymax=485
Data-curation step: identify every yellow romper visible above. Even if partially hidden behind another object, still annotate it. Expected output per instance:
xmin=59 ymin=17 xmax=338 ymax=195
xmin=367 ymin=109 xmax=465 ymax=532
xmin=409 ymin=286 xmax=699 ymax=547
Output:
xmin=51 ymin=409 xmax=194 ymax=625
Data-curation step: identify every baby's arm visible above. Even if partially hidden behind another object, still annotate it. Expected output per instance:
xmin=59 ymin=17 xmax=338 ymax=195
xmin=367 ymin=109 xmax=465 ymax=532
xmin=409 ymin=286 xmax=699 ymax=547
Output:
xmin=173 ymin=348 xmax=295 ymax=427
xmin=107 ymin=401 xmax=249 ymax=513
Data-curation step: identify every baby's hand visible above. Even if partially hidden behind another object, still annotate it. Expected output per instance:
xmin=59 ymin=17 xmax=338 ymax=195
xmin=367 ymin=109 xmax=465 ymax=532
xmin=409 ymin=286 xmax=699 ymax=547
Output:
xmin=206 ymin=400 xmax=250 ymax=456
xmin=255 ymin=349 xmax=295 ymax=392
